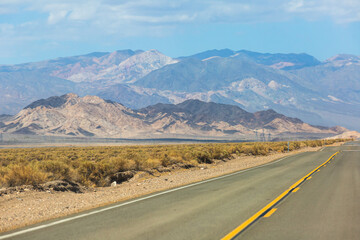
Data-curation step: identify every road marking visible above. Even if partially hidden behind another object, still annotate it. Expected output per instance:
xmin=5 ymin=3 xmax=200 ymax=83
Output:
xmin=263 ymin=208 xmax=277 ymax=218
xmin=0 ymin=153 xmax=303 ymax=240
xmin=307 ymin=176 xmax=312 ymax=180
xmin=221 ymin=151 xmax=339 ymax=240
xmin=292 ymin=187 xmax=300 ymax=192
xmin=317 ymin=170 xmax=320 ymax=172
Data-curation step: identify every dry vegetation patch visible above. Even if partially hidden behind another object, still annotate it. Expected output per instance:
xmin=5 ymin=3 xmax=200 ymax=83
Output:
xmin=0 ymin=139 xmax=349 ymax=189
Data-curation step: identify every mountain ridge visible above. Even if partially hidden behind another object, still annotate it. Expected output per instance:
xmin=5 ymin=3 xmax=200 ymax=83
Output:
xmin=0 ymin=94 xmax=346 ymax=139
xmin=1 ymin=48 xmax=359 ymax=131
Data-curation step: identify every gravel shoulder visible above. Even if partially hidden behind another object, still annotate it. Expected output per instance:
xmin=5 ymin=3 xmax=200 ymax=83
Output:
xmin=0 ymin=146 xmax=331 ymax=233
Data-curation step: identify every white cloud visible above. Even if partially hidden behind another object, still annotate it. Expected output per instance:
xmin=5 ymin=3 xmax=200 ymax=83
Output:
xmin=284 ymin=0 xmax=360 ymax=23
xmin=3 ymin=0 xmax=360 ymax=27
xmin=287 ymin=0 xmax=305 ymax=12
xmin=0 ymin=23 xmax=14 ymax=33
xmin=0 ymin=0 xmax=359 ymax=57
xmin=47 ymin=10 xmax=68 ymax=24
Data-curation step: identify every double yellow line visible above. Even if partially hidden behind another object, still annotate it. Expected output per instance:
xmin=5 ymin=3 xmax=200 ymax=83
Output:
xmin=222 ymin=151 xmax=339 ymax=240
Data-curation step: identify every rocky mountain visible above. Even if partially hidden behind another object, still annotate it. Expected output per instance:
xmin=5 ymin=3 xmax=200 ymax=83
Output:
xmin=325 ymin=54 xmax=360 ymax=67
xmin=89 ymin=50 xmax=177 ymax=84
xmin=0 ymin=94 xmax=346 ymax=139
xmin=133 ymin=56 xmax=352 ymax=127
xmin=0 ymin=71 xmax=77 ymax=115
xmin=0 ymin=48 xmax=359 ymax=132
xmin=289 ymin=54 xmax=360 ymax=103
xmin=96 ymin=84 xmax=171 ymax=109
xmin=0 ymin=49 xmax=176 ymax=114
xmin=1 ymin=49 xmax=177 ymax=85
xmin=181 ymin=49 xmax=321 ymax=70
xmin=1 ymin=94 xmax=149 ymax=137
xmin=0 ymin=114 xmax=12 ymax=125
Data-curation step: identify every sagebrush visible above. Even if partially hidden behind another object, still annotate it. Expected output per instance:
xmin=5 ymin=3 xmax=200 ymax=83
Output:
xmin=0 ymin=139 xmax=349 ymax=187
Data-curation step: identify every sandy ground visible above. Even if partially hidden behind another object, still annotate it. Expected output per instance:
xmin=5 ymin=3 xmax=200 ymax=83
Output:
xmin=0 ymin=146 xmax=330 ymax=233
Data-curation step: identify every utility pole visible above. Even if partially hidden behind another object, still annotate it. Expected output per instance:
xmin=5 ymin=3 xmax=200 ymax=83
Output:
xmin=261 ymin=129 xmax=265 ymax=142
xmin=288 ymin=141 xmax=290 ymax=152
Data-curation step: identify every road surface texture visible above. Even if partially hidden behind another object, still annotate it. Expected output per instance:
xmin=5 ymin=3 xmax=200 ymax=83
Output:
xmin=1 ymin=142 xmax=358 ymax=240
xmin=237 ymin=141 xmax=360 ymax=240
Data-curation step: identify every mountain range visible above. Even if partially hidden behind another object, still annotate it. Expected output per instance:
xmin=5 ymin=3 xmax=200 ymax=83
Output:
xmin=1 ymin=48 xmax=359 ymax=131
xmin=0 ymin=94 xmax=346 ymax=139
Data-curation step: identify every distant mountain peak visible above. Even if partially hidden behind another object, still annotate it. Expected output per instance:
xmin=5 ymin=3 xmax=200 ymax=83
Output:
xmin=24 ymin=94 xmax=71 ymax=109
xmin=327 ymin=54 xmax=360 ymax=62
xmin=64 ymin=93 xmax=79 ymax=99
xmin=147 ymin=49 xmax=162 ymax=54
xmin=325 ymin=54 xmax=360 ymax=67
xmin=24 ymin=93 xmax=109 ymax=110
xmin=180 ymin=49 xmax=320 ymax=70
xmin=180 ymin=49 xmax=236 ymax=60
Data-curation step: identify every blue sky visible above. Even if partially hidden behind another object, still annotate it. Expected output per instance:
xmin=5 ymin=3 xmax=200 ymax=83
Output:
xmin=0 ymin=0 xmax=359 ymax=64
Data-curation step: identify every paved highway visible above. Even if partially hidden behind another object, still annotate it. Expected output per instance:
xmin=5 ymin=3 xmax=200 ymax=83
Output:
xmin=0 ymin=142 xmax=358 ymax=240
xmin=237 ymin=142 xmax=360 ymax=240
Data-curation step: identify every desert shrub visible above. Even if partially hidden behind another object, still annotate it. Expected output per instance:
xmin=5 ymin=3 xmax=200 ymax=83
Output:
xmin=109 ymin=157 xmax=132 ymax=172
xmin=0 ymin=164 xmax=48 ymax=187
xmin=209 ymin=146 xmax=231 ymax=160
xmin=0 ymin=138 xmax=351 ymax=187
xmin=291 ymin=141 xmax=301 ymax=150
xmin=241 ymin=145 xmax=253 ymax=155
xmin=38 ymin=160 xmax=71 ymax=180
xmin=144 ymin=158 xmax=162 ymax=169
xmin=251 ymin=144 xmax=269 ymax=156
xmin=160 ymin=154 xmax=171 ymax=167
xmin=195 ymin=150 xmax=212 ymax=163
xmin=131 ymin=154 xmax=144 ymax=171
xmin=77 ymin=161 xmax=114 ymax=186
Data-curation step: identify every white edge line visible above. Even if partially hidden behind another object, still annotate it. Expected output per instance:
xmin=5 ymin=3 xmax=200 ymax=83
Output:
xmin=0 ymin=153 xmax=307 ymax=239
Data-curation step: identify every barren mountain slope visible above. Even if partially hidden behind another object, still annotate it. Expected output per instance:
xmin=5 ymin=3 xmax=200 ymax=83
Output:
xmin=1 ymin=95 xmax=347 ymax=138
xmin=1 ymin=94 xmax=149 ymax=138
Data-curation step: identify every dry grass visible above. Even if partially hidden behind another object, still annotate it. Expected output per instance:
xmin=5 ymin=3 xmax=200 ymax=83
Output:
xmin=0 ymin=139 xmax=350 ymax=188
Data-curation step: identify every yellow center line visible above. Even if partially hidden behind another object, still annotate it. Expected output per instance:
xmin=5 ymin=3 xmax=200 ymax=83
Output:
xmin=221 ymin=151 xmax=339 ymax=240
xmin=307 ymin=176 xmax=312 ymax=180
xmin=263 ymin=208 xmax=277 ymax=218
xmin=292 ymin=187 xmax=300 ymax=192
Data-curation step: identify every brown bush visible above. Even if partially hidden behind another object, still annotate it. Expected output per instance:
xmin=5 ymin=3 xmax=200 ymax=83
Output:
xmin=0 ymin=165 xmax=48 ymax=187
xmin=0 ymin=138 xmax=351 ymax=187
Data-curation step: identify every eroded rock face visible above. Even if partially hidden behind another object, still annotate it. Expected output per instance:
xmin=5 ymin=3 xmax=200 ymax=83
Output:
xmin=0 ymin=180 xmax=84 ymax=195
xmin=108 ymin=171 xmax=135 ymax=185
xmin=42 ymin=180 xmax=83 ymax=193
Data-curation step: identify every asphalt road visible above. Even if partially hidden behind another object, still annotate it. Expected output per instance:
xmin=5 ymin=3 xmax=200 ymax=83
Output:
xmin=1 ymin=143 xmax=358 ymax=240
xmin=238 ymin=142 xmax=360 ymax=240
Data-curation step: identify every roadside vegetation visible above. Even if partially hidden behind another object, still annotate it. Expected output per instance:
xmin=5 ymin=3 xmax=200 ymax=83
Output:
xmin=0 ymin=139 xmax=350 ymax=188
